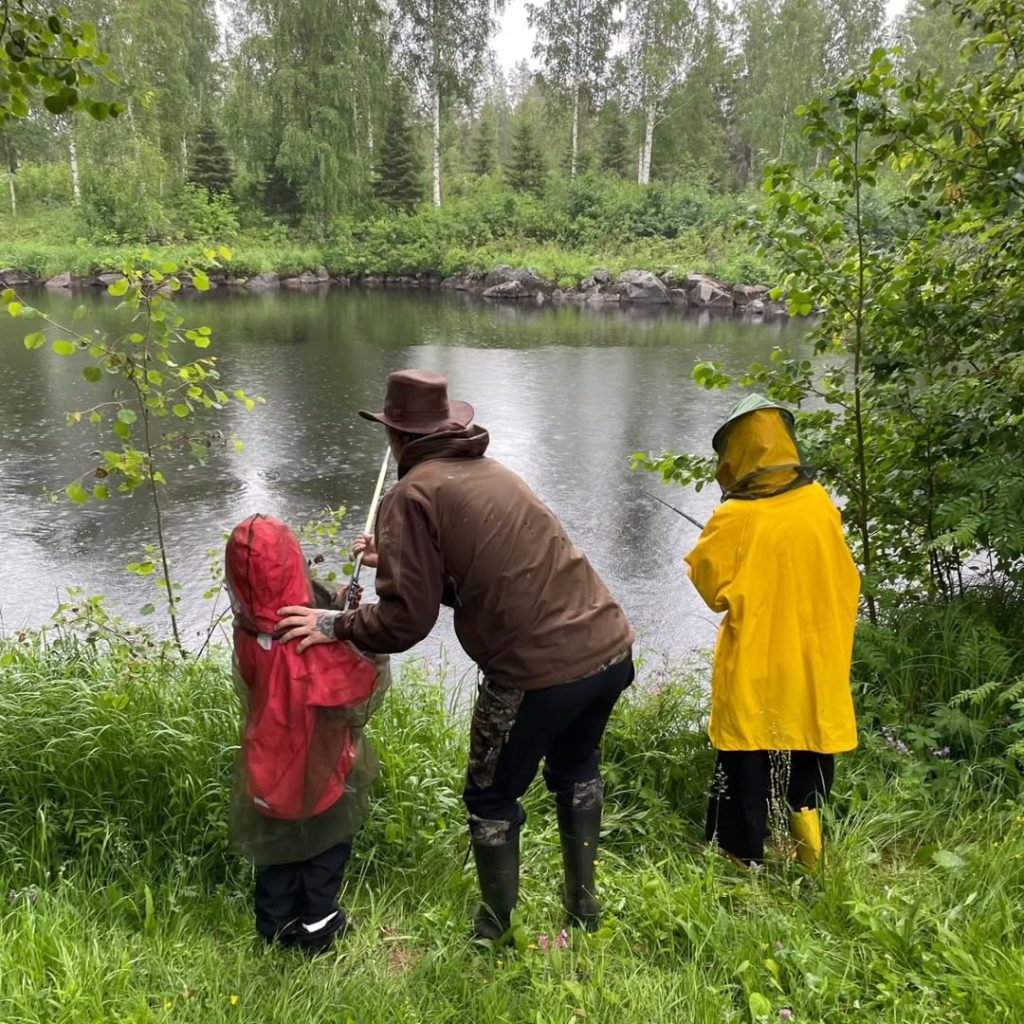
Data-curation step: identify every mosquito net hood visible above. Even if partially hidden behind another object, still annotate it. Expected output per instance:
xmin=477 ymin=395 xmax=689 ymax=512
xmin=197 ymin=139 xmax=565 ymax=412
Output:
xmin=225 ymin=514 xmax=390 ymax=864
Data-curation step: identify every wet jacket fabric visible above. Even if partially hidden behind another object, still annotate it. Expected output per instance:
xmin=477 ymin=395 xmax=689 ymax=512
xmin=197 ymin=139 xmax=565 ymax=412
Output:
xmin=226 ymin=515 xmax=384 ymax=827
xmin=333 ymin=425 xmax=634 ymax=690
xmin=685 ymin=409 xmax=859 ymax=753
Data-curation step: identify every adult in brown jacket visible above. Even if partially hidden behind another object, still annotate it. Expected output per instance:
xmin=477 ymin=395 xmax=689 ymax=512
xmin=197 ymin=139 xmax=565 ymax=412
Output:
xmin=278 ymin=369 xmax=635 ymax=940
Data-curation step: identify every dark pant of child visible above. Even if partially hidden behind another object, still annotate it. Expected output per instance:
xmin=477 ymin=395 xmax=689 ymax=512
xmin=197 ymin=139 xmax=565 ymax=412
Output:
xmin=254 ymin=841 xmax=351 ymax=954
xmin=705 ymin=750 xmax=834 ymax=864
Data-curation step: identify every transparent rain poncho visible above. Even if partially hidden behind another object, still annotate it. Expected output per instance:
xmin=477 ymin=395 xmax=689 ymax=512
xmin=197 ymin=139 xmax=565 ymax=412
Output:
xmin=225 ymin=514 xmax=390 ymax=865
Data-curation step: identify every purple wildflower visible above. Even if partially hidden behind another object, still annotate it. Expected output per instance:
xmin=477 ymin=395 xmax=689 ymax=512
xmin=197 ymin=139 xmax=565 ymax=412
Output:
xmin=779 ymin=1009 xmax=793 ymax=1021
xmin=537 ymin=934 xmax=550 ymax=950
xmin=555 ymin=929 xmax=569 ymax=950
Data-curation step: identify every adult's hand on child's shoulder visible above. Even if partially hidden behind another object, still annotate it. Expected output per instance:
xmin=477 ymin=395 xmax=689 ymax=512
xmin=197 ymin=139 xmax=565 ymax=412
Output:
xmin=277 ymin=606 xmax=340 ymax=652
xmin=353 ymin=533 xmax=378 ymax=568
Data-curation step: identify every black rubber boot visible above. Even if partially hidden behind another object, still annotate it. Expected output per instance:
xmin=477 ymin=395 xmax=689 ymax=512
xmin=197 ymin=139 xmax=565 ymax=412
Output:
xmin=557 ymin=804 xmax=602 ymax=931
xmin=471 ymin=829 xmax=520 ymax=941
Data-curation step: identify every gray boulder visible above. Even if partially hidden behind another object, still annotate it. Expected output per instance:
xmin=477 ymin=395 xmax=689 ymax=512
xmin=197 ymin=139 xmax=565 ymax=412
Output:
xmin=482 ymin=279 xmax=529 ymax=300
xmin=731 ymin=283 xmax=770 ymax=305
xmin=610 ymin=269 xmax=671 ymax=304
xmin=45 ymin=271 xmax=74 ymax=289
xmin=484 ymin=264 xmax=552 ymax=293
xmin=247 ymin=272 xmax=280 ymax=292
xmin=0 ymin=268 xmax=33 ymax=287
xmin=688 ymin=278 xmax=734 ymax=308
xmin=593 ymin=268 xmax=611 ymax=285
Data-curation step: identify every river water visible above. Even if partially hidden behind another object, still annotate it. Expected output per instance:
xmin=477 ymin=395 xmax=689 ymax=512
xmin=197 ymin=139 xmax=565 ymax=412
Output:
xmin=0 ymin=287 xmax=804 ymax=677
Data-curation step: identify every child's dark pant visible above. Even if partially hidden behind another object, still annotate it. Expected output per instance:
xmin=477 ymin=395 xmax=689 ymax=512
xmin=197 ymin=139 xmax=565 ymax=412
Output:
xmin=254 ymin=841 xmax=351 ymax=947
xmin=705 ymin=750 xmax=834 ymax=864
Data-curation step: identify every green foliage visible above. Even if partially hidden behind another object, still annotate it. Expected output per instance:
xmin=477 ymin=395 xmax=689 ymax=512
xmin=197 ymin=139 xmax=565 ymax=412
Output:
xmin=175 ymin=183 xmax=240 ymax=242
xmin=506 ymin=119 xmax=546 ymax=196
xmin=0 ymin=4 xmax=124 ymax=124
xmin=373 ymin=92 xmax=423 ymax=212
xmin=188 ymin=121 xmax=234 ymax=196
xmin=1 ymin=638 xmax=1023 ymax=1021
xmin=470 ymin=115 xmax=497 ymax=176
xmin=1 ymin=249 xmax=261 ymax=646
xmin=637 ymin=1 xmax=1024 ymax=611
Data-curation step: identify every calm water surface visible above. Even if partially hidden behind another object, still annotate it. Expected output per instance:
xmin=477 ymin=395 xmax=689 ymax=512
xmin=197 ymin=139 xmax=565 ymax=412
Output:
xmin=0 ymin=288 xmax=805 ymax=676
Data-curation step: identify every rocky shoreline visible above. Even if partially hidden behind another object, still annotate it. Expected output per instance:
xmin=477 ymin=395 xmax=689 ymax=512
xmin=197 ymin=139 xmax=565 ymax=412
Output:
xmin=0 ymin=263 xmax=788 ymax=316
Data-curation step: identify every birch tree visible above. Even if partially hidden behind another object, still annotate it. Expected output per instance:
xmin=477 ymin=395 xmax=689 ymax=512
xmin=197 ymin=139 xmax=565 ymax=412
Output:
xmin=527 ymin=0 xmax=619 ymax=179
xmin=624 ymin=0 xmax=701 ymax=185
xmin=394 ymin=0 xmax=504 ymax=207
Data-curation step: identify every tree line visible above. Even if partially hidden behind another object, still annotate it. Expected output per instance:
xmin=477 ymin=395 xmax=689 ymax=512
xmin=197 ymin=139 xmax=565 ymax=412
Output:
xmin=0 ymin=0 xmax=978 ymax=240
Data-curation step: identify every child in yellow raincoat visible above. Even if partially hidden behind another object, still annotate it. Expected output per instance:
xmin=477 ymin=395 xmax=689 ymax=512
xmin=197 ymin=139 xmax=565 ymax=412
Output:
xmin=685 ymin=394 xmax=859 ymax=867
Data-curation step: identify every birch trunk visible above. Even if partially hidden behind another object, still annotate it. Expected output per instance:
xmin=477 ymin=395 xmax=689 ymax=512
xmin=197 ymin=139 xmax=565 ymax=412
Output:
xmin=570 ymin=82 xmax=579 ymax=179
xmin=69 ymin=132 xmax=81 ymax=203
xmin=639 ymin=108 xmax=655 ymax=185
xmin=6 ymin=165 xmax=15 ymax=218
xmin=431 ymin=76 xmax=442 ymax=208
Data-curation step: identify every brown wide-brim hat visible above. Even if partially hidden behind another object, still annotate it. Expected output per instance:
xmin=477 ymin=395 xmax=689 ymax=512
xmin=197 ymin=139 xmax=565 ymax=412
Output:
xmin=359 ymin=369 xmax=474 ymax=435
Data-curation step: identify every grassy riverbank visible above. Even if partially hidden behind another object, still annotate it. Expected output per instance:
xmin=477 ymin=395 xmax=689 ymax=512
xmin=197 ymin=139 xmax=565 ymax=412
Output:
xmin=0 ymin=178 xmax=774 ymax=287
xmin=1 ymin=601 xmax=1022 ymax=1024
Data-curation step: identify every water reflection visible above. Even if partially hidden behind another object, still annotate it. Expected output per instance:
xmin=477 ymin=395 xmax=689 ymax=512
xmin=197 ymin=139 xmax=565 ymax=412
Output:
xmin=0 ymin=288 xmax=805 ymax=669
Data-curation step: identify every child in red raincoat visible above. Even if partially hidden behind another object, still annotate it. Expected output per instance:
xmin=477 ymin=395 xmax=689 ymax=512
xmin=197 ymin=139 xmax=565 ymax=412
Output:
xmin=225 ymin=514 xmax=389 ymax=954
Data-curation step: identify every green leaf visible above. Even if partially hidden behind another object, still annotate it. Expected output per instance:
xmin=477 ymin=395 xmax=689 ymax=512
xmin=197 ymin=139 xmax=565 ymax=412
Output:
xmin=93 ymin=485 xmax=110 ymax=501
xmin=116 ymin=409 xmax=137 ymax=425
xmin=66 ymin=481 xmax=89 ymax=504
xmin=194 ymin=336 xmax=211 ymax=349
xmin=52 ymin=340 xmax=76 ymax=356
xmin=747 ymin=992 xmax=773 ymax=1020
xmin=8 ymin=302 xmax=24 ymax=317
xmin=172 ymin=403 xmax=190 ymax=418
xmin=114 ymin=420 xmax=131 ymax=440
xmin=107 ymin=277 xmax=129 ymax=297
xmin=24 ymin=331 xmax=46 ymax=350
xmin=932 ymin=849 xmax=966 ymax=870
xmin=139 ymin=603 xmax=155 ymax=616
xmin=192 ymin=270 xmax=210 ymax=291
xmin=82 ymin=366 xmax=102 ymax=383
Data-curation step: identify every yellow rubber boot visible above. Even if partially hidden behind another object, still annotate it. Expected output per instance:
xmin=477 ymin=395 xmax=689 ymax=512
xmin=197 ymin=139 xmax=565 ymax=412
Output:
xmin=788 ymin=807 xmax=823 ymax=869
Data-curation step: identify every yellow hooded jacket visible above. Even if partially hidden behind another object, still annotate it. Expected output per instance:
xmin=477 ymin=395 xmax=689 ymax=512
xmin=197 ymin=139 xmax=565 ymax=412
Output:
xmin=685 ymin=408 xmax=859 ymax=752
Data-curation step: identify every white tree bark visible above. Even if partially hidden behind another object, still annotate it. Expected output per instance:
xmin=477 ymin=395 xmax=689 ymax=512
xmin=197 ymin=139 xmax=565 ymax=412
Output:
xmin=639 ymin=107 xmax=655 ymax=185
xmin=570 ymin=82 xmax=580 ymax=179
xmin=69 ymin=132 xmax=81 ymax=203
xmin=7 ymin=166 xmax=16 ymax=218
xmin=431 ymin=75 xmax=442 ymax=208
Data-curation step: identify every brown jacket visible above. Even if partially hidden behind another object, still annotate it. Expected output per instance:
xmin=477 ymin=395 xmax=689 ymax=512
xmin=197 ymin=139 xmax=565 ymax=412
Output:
xmin=333 ymin=425 xmax=634 ymax=689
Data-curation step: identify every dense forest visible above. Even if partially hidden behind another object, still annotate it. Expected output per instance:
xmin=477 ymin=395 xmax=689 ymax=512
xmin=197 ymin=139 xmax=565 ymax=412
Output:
xmin=0 ymin=0 xmax=976 ymax=268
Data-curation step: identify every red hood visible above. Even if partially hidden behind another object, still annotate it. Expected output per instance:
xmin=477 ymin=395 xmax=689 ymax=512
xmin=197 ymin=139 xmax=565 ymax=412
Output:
xmin=226 ymin=515 xmax=313 ymax=635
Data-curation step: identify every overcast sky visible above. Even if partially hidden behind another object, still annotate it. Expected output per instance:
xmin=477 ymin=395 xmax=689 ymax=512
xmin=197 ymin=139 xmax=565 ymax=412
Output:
xmin=493 ymin=0 xmax=910 ymax=71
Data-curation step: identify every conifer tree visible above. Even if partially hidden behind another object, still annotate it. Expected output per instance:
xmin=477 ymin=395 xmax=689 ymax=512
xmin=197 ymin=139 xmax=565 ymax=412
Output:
xmin=471 ymin=115 xmax=497 ymax=175
xmin=373 ymin=96 xmax=423 ymax=211
xmin=506 ymin=119 xmax=545 ymax=195
xmin=598 ymin=103 xmax=630 ymax=177
xmin=188 ymin=121 xmax=233 ymax=195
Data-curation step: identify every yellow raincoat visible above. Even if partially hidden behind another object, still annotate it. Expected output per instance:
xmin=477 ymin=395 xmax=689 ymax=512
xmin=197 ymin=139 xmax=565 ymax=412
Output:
xmin=685 ymin=408 xmax=860 ymax=753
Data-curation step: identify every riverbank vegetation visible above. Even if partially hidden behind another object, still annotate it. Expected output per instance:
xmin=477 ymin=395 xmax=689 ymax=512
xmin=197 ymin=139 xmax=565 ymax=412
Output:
xmin=0 ymin=0 xmax=978 ymax=285
xmin=1 ymin=604 xmax=1022 ymax=1023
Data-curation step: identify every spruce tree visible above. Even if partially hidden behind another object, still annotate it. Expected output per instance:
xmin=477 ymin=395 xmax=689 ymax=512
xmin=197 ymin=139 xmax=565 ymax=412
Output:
xmin=188 ymin=121 xmax=233 ymax=195
xmin=373 ymin=97 xmax=423 ymax=212
xmin=599 ymin=103 xmax=630 ymax=177
xmin=506 ymin=119 xmax=545 ymax=195
xmin=471 ymin=116 xmax=497 ymax=175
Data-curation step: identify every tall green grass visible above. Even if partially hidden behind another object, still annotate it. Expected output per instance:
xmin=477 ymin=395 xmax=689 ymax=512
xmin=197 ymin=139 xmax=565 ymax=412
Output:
xmin=1 ymin=631 xmax=1022 ymax=1023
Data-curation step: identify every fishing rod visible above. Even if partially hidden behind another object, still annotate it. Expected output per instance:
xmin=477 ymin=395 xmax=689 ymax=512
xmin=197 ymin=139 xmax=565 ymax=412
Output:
xmin=642 ymin=490 xmax=706 ymax=531
xmin=345 ymin=446 xmax=391 ymax=609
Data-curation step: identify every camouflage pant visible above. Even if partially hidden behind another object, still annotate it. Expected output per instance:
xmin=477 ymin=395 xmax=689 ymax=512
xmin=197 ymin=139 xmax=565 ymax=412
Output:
xmin=464 ymin=654 xmax=634 ymax=845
